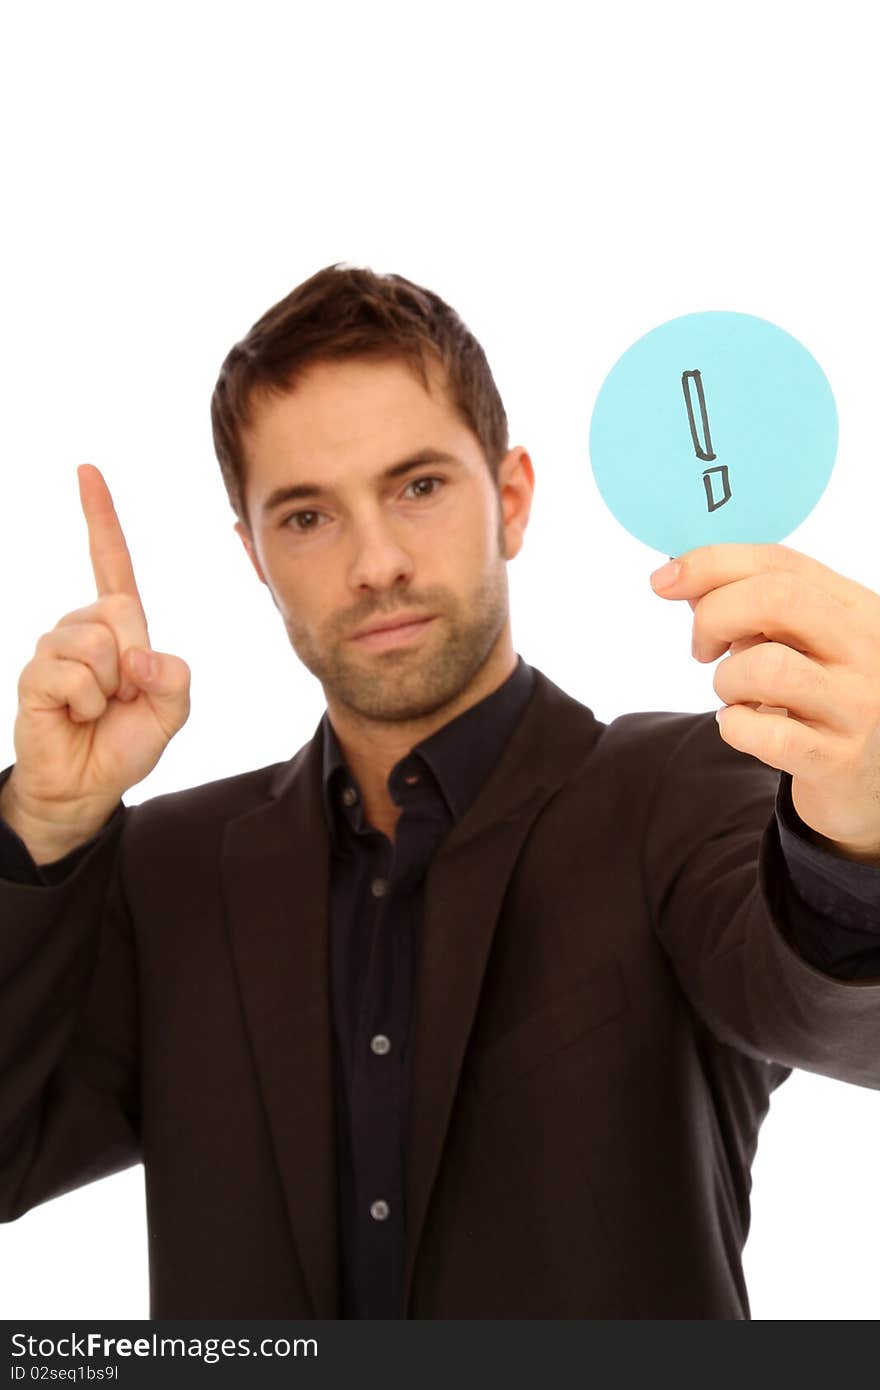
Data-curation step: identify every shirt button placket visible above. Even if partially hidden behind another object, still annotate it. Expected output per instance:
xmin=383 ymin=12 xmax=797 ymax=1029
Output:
xmin=360 ymin=845 xmax=395 ymax=1267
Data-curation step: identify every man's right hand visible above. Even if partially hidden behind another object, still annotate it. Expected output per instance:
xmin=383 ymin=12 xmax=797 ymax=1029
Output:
xmin=0 ymin=464 xmax=191 ymax=862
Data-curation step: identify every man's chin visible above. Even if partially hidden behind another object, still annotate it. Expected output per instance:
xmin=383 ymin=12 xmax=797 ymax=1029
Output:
xmin=330 ymin=672 xmax=460 ymax=724
xmin=295 ymin=595 xmax=508 ymax=724
xmin=321 ymin=645 xmax=479 ymax=724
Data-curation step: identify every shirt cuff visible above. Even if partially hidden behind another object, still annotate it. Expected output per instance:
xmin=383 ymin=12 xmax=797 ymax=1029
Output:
xmin=0 ymin=763 xmax=122 ymax=887
xmin=775 ymin=770 xmax=880 ymax=931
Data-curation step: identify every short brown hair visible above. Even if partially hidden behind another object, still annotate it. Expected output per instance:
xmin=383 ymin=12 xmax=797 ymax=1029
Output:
xmin=210 ymin=261 xmax=510 ymax=530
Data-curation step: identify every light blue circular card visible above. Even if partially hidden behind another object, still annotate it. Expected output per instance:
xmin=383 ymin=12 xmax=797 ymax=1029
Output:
xmin=588 ymin=311 xmax=838 ymax=557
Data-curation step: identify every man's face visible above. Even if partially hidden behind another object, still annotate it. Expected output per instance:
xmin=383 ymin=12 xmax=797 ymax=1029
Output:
xmin=235 ymin=354 xmax=531 ymax=724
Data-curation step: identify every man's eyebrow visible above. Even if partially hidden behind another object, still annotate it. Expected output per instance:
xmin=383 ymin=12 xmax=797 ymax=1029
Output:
xmin=260 ymin=448 xmax=463 ymax=517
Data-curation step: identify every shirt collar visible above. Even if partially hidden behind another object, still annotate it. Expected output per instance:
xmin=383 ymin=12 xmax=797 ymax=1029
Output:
xmin=320 ymin=654 xmax=535 ymax=837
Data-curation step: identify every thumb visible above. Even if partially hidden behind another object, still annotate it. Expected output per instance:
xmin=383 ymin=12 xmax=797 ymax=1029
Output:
xmin=124 ymin=648 xmax=191 ymax=726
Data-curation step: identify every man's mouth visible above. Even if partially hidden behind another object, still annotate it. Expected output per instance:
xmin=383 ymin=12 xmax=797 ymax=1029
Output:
xmin=348 ymin=614 xmax=437 ymax=650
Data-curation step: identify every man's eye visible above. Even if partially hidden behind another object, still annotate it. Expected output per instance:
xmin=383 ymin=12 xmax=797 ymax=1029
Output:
xmin=405 ymin=476 xmax=444 ymax=500
xmin=283 ymin=510 xmax=322 ymax=532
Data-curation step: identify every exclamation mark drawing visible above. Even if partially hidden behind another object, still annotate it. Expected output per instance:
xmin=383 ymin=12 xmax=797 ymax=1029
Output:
xmin=682 ymin=369 xmax=732 ymax=513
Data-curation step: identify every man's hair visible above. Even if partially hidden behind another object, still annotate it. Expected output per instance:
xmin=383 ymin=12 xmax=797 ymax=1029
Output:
xmin=210 ymin=261 xmax=510 ymax=531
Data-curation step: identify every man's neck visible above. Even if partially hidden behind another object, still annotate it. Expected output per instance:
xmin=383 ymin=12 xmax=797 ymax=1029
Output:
xmin=325 ymin=636 xmax=517 ymax=840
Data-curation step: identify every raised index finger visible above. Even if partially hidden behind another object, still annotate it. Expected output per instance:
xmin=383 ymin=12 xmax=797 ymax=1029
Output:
xmin=77 ymin=463 xmax=146 ymax=606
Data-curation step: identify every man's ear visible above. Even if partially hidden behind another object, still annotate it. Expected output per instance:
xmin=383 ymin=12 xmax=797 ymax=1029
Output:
xmin=498 ymin=446 xmax=535 ymax=561
xmin=234 ymin=521 xmax=269 ymax=586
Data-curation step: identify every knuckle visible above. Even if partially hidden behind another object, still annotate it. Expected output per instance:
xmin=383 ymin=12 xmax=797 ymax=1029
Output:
xmin=772 ymin=721 xmax=798 ymax=766
xmin=16 ymin=664 xmax=33 ymax=700
xmin=53 ymin=609 xmax=81 ymax=629
xmin=100 ymin=591 xmax=140 ymax=624
xmin=762 ymin=570 xmax=799 ymax=611
xmin=55 ymin=603 xmax=98 ymax=630
xmin=802 ymin=738 xmax=828 ymax=765
xmin=793 ymin=661 xmax=826 ymax=697
xmin=765 ymin=541 xmax=795 ymax=570
xmin=79 ymin=623 xmax=117 ymax=663
xmin=846 ymin=679 xmax=879 ymax=730
xmin=67 ymin=662 xmax=98 ymax=696
xmin=690 ymin=609 xmax=712 ymax=653
xmin=20 ymin=649 xmax=50 ymax=693
xmin=750 ymin=642 xmax=791 ymax=682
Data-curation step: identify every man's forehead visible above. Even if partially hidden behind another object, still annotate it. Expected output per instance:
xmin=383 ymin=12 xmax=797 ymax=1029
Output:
xmin=246 ymin=355 xmax=450 ymax=449
xmin=242 ymin=357 xmax=473 ymax=481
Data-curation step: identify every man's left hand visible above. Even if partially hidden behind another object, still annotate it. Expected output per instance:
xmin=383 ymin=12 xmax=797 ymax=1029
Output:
xmin=650 ymin=543 xmax=880 ymax=865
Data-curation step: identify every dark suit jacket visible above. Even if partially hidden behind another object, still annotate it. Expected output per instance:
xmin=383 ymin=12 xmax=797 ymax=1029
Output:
xmin=2 ymin=666 xmax=879 ymax=1319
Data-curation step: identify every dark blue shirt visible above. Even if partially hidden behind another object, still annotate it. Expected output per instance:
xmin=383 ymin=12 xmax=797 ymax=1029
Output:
xmin=320 ymin=654 xmax=536 ymax=1316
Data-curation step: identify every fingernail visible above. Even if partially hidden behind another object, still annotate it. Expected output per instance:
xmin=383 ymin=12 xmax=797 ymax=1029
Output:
xmin=650 ymin=559 xmax=681 ymax=589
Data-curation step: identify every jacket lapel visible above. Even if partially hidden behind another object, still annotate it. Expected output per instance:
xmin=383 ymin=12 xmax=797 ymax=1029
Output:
xmin=221 ymin=729 xmax=340 ymax=1318
xmin=401 ymin=670 xmax=602 ymax=1309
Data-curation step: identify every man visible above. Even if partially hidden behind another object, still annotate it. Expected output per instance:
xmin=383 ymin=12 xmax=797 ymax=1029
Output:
xmin=1 ymin=262 xmax=880 ymax=1319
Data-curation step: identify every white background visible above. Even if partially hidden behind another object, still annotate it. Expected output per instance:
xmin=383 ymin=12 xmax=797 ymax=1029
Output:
xmin=1 ymin=0 xmax=879 ymax=1321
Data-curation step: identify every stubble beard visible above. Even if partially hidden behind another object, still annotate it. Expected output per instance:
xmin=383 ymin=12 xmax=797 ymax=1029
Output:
xmin=286 ymin=558 xmax=510 ymax=725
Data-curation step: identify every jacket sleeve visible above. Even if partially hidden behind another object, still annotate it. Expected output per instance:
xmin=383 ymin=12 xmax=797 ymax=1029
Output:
xmin=643 ymin=714 xmax=880 ymax=1090
xmin=0 ymin=764 xmax=140 ymax=1220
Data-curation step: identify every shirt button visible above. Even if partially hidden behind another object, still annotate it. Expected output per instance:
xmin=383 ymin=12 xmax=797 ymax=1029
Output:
xmin=341 ymin=785 xmax=358 ymax=807
xmin=370 ymin=1033 xmax=391 ymax=1055
xmin=371 ymin=877 xmax=388 ymax=898
xmin=370 ymin=1199 xmax=390 ymax=1221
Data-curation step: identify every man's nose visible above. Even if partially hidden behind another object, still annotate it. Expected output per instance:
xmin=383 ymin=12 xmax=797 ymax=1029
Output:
xmin=346 ymin=512 xmax=415 ymax=592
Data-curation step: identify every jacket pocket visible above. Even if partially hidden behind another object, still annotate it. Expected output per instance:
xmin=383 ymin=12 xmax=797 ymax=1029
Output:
xmin=467 ymin=958 xmax=630 ymax=1103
